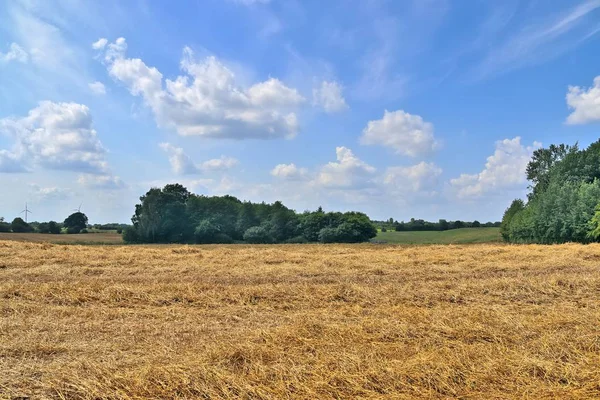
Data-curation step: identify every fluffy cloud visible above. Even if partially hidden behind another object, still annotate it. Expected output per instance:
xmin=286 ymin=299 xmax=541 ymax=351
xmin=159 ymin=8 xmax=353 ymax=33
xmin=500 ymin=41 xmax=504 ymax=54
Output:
xmin=313 ymin=81 xmax=348 ymax=113
xmin=271 ymin=163 xmax=308 ymax=180
xmin=566 ymin=76 xmax=600 ymax=124
xmin=78 ymin=174 xmax=125 ymax=190
xmin=88 ymin=81 xmax=106 ymax=95
xmin=0 ymin=150 xmax=27 ymax=173
xmin=101 ymin=38 xmax=304 ymax=139
xmin=361 ymin=110 xmax=439 ymax=157
xmin=450 ymin=137 xmax=541 ymax=199
xmin=91 ymin=38 xmax=108 ymax=50
xmin=316 ymin=147 xmax=376 ymax=188
xmin=384 ymin=162 xmax=442 ymax=192
xmin=0 ymin=101 xmax=109 ymax=174
xmin=0 ymin=43 xmax=29 ymax=63
xmin=29 ymin=184 xmax=71 ymax=201
xmin=159 ymin=143 xmax=239 ymax=175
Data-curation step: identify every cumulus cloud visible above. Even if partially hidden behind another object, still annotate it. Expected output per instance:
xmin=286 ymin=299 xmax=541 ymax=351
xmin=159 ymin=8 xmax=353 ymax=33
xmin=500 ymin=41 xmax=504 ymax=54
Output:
xmin=101 ymin=38 xmax=304 ymax=139
xmin=29 ymin=184 xmax=71 ymax=201
xmin=159 ymin=143 xmax=239 ymax=175
xmin=88 ymin=81 xmax=106 ymax=95
xmin=0 ymin=149 xmax=27 ymax=173
xmin=0 ymin=101 xmax=109 ymax=174
xmin=450 ymin=137 xmax=541 ymax=199
xmin=361 ymin=110 xmax=439 ymax=157
xmin=384 ymin=162 xmax=442 ymax=193
xmin=566 ymin=76 xmax=600 ymax=124
xmin=271 ymin=163 xmax=308 ymax=180
xmin=0 ymin=42 xmax=29 ymax=63
xmin=91 ymin=38 xmax=108 ymax=50
xmin=316 ymin=147 xmax=376 ymax=188
xmin=313 ymin=80 xmax=348 ymax=113
xmin=78 ymin=174 xmax=125 ymax=190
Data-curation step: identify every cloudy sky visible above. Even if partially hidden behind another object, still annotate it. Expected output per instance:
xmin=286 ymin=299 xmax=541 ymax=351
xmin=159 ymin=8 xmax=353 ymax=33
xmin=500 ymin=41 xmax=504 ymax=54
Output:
xmin=1 ymin=0 xmax=600 ymax=223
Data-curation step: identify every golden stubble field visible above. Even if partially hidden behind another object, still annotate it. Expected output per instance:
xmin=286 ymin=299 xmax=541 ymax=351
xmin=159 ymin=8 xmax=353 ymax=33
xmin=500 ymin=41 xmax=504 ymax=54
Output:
xmin=1 ymin=241 xmax=600 ymax=399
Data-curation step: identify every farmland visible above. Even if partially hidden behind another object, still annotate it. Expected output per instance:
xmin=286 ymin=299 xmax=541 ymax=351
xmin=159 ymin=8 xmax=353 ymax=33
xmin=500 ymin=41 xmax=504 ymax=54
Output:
xmin=374 ymin=227 xmax=501 ymax=244
xmin=0 ymin=231 xmax=124 ymax=245
xmin=1 ymin=241 xmax=600 ymax=399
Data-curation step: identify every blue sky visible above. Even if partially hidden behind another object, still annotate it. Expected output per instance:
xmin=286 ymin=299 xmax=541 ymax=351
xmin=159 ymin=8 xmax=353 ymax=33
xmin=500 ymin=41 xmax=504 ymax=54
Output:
xmin=1 ymin=0 xmax=600 ymax=223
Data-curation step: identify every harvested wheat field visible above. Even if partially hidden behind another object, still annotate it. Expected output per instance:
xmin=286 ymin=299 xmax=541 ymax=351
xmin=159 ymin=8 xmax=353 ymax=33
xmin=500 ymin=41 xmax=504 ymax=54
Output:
xmin=1 ymin=241 xmax=600 ymax=399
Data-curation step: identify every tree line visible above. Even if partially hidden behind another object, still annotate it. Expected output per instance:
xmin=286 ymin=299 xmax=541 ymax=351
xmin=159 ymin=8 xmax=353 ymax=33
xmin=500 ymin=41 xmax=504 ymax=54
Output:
xmin=374 ymin=218 xmax=500 ymax=232
xmin=0 ymin=212 xmax=90 ymax=234
xmin=501 ymin=140 xmax=600 ymax=243
xmin=123 ymin=184 xmax=377 ymax=244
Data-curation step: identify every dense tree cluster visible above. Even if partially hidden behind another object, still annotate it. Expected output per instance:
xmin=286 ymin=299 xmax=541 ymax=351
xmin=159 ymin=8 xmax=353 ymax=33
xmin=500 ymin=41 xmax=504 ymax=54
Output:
xmin=374 ymin=218 xmax=499 ymax=232
xmin=0 ymin=212 xmax=90 ymax=235
xmin=502 ymin=140 xmax=600 ymax=243
xmin=123 ymin=184 xmax=378 ymax=244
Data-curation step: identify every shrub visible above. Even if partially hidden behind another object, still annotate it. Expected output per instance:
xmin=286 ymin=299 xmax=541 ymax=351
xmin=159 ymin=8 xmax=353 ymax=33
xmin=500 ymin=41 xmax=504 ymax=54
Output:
xmin=122 ymin=226 xmax=139 ymax=243
xmin=116 ymin=228 xmax=123 ymax=234
xmin=194 ymin=220 xmax=220 ymax=244
xmin=381 ymin=227 xmax=387 ymax=232
xmin=0 ymin=222 xmax=11 ymax=232
xmin=285 ymin=235 xmax=308 ymax=244
xmin=243 ymin=226 xmax=272 ymax=244
xmin=48 ymin=221 xmax=61 ymax=234
xmin=11 ymin=217 xmax=33 ymax=233
xmin=37 ymin=222 xmax=50 ymax=233
xmin=318 ymin=227 xmax=338 ymax=243
xmin=80 ymin=229 xmax=88 ymax=234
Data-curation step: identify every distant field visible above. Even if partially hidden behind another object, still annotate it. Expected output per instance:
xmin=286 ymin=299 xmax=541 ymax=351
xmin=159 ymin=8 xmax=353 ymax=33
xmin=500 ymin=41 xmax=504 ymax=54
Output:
xmin=374 ymin=227 xmax=501 ymax=244
xmin=1 ymin=241 xmax=600 ymax=398
xmin=0 ymin=231 xmax=123 ymax=244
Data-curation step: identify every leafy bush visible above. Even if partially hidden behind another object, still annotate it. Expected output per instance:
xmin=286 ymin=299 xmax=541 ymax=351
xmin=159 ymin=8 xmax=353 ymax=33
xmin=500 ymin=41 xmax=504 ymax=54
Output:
xmin=80 ymin=229 xmax=88 ymax=234
xmin=48 ymin=221 xmax=61 ymax=234
xmin=194 ymin=220 xmax=220 ymax=244
xmin=0 ymin=222 xmax=11 ymax=232
xmin=11 ymin=217 xmax=33 ymax=233
xmin=37 ymin=222 xmax=50 ymax=233
xmin=243 ymin=226 xmax=272 ymax=244
xmin=317 ymin=227 xmax=338 ymax=243
xmin=285 ymin=235 xmax=308 ymax=244
xmin=122 ymin=226 xmax=140 ymax=243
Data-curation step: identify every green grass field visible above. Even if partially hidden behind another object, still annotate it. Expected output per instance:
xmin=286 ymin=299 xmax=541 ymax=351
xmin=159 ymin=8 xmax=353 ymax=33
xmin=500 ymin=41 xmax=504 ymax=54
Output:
xmin=373 ymin=227 xmax=502 ymax=244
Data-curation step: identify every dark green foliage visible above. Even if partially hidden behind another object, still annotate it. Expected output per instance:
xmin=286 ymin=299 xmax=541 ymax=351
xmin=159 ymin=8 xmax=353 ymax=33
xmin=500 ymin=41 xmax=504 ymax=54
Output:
xmin=505 ymin=139 xmax=600 ymax=243
xmin=122 ymin=226 xmax=140 ymax=243
xmin=11 ymin=217 xmax=33 ymax=233
xmin=0 ymin=220 xmax=11 ymax=232
xmin=64 ymin=212 xmax=88 ymax=234
xmin=385 ymin=218 xmax=493 ymax=232
xmin=500 ymin=199 xmax=525 ymax=241
xmin=37 ymin=222 xmax=50 ymax=233
xmin=243 ymin=226 xmax=272 ymax=244
xmin=125 ymin=184 xmax=378 ymax=244
xmin=48 ymin=221 xmax=61 ymax=234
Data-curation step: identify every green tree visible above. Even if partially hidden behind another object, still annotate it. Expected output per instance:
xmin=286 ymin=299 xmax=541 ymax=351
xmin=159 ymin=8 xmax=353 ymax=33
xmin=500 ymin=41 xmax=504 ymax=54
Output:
xmin=500 ymin=199 xmax=525 ymax=241
xmin=48 ymin=221 xmax=61 ymax=234
xmin=11 ymin=217 xmax=33 ymax=233
xmin=64 ymin=212 xmax=89 ymax=234
xmin=37 ymin=222 xmax=50 ymax=233
xmin=243 ymin=226 xmax=272 ymax=244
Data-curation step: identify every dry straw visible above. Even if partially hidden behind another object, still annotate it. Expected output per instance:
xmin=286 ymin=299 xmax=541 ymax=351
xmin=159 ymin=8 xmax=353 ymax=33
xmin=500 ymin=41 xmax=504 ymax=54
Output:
xmin=1 ymin=241 xmax=600 ymax=399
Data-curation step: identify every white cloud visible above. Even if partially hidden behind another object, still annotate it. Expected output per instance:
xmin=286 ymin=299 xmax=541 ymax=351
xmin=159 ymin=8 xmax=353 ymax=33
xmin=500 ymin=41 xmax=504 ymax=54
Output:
xmin=313 ymin=81 xmax=348 ymax=113
xmin=566 ymin=76 xmax=600 ymax=124
xmin=450 ymin=137 xmax=542 ymax=199
xmin=92 ymin=38 xmax=108 ymax=50
xmin=0 ymin=149 xmax=27 ymax=173
xmin=384 ymin=162 xmax=442 ymax=192
xmin=78 ymin=174 xmax=125 ymax=190
xmin=102 ymin=39 xmax=304 ymax=139
xmin=271 ymin=163 xmax=308 ymax=180
xmin=361 ymin=110 xmax=439 ymax=157
xmin=316 ymin=147 xmax=376 ymax=188
xmin=201 ymin=156 xmax=239 ymax=171
xmin=0 ymin=42 xmax=29 ymax=63
xmin=159 ymin=143 xmax=239 ymax=175
xmin=29 ymin=184 xmax=71 ymax=201
xmin=0 ymin=101 xmax=109 ymax=174
xmin=88 ymin=81 xmax=106 ymax=95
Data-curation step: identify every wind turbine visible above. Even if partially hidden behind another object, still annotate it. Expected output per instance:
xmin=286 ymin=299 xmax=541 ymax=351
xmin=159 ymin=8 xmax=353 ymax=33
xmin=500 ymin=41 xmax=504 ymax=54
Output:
xmin=21 ymin=203 xmax=32 ymax=223
xmin=73 ymin=203 xmax=83 ymax=213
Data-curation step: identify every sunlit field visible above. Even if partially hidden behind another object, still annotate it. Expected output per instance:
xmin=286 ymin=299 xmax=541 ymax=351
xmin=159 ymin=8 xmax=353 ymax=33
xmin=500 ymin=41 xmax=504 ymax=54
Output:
xmin=1 ymin=241 xmax=600 ymax=399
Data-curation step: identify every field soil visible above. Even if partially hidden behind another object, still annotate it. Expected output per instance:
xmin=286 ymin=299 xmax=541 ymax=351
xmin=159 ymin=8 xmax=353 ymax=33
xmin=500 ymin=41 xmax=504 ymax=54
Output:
xmin=374 ymin=227 xmax=501 ymax=244
xmin=1 ymin=241 xmax=599 ymax=399
xmin=0 ymin=231 xmax=123 ymax=244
